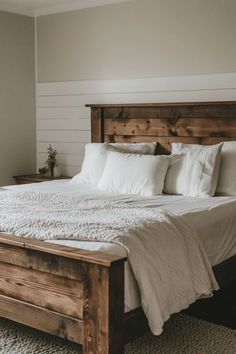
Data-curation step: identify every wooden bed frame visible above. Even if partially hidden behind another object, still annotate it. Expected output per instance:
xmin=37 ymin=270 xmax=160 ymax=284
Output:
xmin=0 ymin=101 xmax=236 ymax=354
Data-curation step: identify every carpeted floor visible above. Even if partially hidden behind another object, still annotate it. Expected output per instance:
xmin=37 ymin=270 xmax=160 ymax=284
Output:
xmin=0 ymin=314 xmax=235 ymax=354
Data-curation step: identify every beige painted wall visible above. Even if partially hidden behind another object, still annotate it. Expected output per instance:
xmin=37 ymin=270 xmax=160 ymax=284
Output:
xmin=37 ymin=0 xmax=236 ymax=82
xmin=0 ymin=11 xmax=36 ymax=185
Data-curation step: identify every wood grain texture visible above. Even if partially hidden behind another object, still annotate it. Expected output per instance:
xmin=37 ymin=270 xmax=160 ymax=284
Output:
xmin=104 ymin=117 xmax=236 ymax=137
xmin=0 ymin=233 xmax=126 ymax=267
xmin=0 ymin=294 xmax=83 ymax=343
xmin=0 ymin=243 xmax=84 ymax=280
xmin=87 ymin=101 xmax=236 ymax=108
xmin=88 ymin=102 xmax=236 ymax=153
xmin=83 ymin=262 xmax=125 ymax=354
xmin=0 ymin=261 xmax=83 ymax=318
xmin=0 ymin=232 xmax=127 ymax=352
xmin=91 ymin=107 xmax=103 ymax=142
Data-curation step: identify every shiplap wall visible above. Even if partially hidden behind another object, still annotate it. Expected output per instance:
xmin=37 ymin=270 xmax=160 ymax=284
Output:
xmin=37 ymin=72 xmax=236 ymax=177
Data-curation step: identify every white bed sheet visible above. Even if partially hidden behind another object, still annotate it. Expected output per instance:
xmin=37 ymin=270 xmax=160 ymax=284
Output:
xmin=4 ymin=180 xmax=236 ymax=312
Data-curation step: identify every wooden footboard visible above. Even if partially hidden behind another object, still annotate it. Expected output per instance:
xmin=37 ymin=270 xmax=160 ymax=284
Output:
xmin=0 ymin=233 xmax=126 ymax=354
xmin=0 ymin=232 xmax=235 ymax=354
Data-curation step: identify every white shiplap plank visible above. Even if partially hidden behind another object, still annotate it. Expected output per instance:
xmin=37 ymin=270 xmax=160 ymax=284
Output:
xmin=37 ymin=73 xmax=236 ymax=96
xmin=37 ymin=89 xmax=236 ymax=108
xmin=37 ymin=142 xmax=86 ymax=155
xmin=38 ymin=130 xmax=90 ymax=143
xmin=37 ymin=107 xmax=90 ymax=119
xmin=37 ymin=118 xmax=91 ymax=131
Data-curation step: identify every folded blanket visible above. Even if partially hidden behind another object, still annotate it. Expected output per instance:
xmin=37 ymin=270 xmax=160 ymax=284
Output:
xmin=0 ymin=190 xmax=218 ymax=334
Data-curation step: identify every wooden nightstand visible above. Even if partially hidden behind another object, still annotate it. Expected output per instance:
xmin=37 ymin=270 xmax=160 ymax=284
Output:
xmin=13 ymin=174 xmax=71 ymax=185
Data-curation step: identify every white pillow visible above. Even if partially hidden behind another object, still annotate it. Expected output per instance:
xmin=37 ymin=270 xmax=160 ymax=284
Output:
xmin=164 ymin=143 xmax=222 ymax=197
xmin=71 ymin=142 xmax=156 ymax=187
xmin=98 ymin=151 xmax=170 ymax=196
xmin=216 ymin=141 xmax=236 ymax=195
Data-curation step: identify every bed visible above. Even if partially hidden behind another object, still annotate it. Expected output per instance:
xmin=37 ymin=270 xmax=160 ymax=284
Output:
xmin=0 ymin=101 xmax=236 ymax=354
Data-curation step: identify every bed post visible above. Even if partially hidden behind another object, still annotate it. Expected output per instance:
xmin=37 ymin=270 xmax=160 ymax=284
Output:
xmin=90 ymin=107 xmax=104 ymax=143
xmin=83 ymin=260 xmax=125 ymax=354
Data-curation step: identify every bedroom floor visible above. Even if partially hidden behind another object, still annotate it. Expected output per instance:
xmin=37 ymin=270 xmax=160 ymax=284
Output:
xmin=0 ymin=313 xmax=235 ymax=354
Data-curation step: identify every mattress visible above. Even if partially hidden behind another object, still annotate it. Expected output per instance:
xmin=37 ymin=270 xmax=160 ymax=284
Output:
xmin=4 ymin=179 xmax=236 ymax=312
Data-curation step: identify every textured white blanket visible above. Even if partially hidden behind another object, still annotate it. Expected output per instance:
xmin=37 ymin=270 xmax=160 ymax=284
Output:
xmin=0 ymin=190 xmax=219 ymax=334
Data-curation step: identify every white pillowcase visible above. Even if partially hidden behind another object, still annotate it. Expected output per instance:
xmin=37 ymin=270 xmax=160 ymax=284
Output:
xmin=98 ymin=151 xmax=170 ymax=196
xmin=71 ymin=142 xmax=156 ymax=187
xmin=216 ymin=141 xmax=236 ymax=195
xmin=164 ymin=143 xmax=222 ymax=197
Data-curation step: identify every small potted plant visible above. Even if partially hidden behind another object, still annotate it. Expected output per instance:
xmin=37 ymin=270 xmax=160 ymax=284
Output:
xmin=46 ymin=144 xmax=57 ymax=177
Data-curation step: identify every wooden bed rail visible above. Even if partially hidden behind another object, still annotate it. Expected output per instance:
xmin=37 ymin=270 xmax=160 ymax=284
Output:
xmin=0 ymin=233 xmax=126 ymax=354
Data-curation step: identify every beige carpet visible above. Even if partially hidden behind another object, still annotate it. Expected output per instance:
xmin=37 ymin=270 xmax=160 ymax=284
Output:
xmin=0 ymin=314 xmax=235 ymax=354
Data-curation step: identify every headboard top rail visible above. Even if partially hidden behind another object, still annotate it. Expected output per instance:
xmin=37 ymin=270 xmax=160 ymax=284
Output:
xmin=86 ymin=101 xmax=236 ymax=108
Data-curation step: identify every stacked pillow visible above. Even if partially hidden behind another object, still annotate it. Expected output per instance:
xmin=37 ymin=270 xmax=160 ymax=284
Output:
xmin=216 ymin=142 xmax=236 ymax=195
xmin=164 ymin=141 xmax=236 ymax=197
xmin=72 ymin=142 xmax=171 ymax=196
xmin=72 ymin=141 xmax=236 ymax=197
xmin=98 ymin=150 xmax=170 ymax=196
xmin=164 ymin=143 xmax=223 ymax=197
xmin=71 ymin=142 xmax=157 ymax=187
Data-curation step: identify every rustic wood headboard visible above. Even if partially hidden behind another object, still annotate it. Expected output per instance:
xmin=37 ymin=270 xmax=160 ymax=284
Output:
xmin=87 ymin=102 xmax=236 ymax=154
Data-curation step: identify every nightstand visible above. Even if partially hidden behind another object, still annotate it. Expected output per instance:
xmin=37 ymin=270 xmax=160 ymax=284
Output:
xmin=13 ymin=174 xmax=71 ymax=185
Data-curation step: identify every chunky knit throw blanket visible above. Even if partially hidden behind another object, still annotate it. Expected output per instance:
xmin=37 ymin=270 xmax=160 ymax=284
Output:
xmin=0 ymin=190 xmax=218 ymax=335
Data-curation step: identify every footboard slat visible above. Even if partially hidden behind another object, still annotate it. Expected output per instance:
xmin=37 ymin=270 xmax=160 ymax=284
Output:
xmin=0 ymin=243 xmax=84 ymax=280
xmin=0 ymin=294 xmax=83 ymax=343
xmin=0 ymin=261 xmax=83 ymax=318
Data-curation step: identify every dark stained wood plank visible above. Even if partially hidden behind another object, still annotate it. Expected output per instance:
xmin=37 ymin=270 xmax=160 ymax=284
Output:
xmin=0 ymin=294 xmax=83 ymax=343
xmin=105 ymin=134 xmax=160 ymax=143
xmin=105 ymin=134 xmax=236 ymax=152
xmin=104 ymin=118 xmax=172 ymax=136
xmin=83 ymin=262 xmax=125 ymax=354
xmin=102 ymin=104 xmax=236 ymax=120
xmin=91 ymin=107 xmax=103 ymax=142
xmin=0 ymin=233 xmax=126 ymax=267
xmin=104 ymin=117 xmax=236 ymax=137
xmin=0 ymin=243 xmax=84 ymax=281
xmin=103 ymin=108 xmax=236 ymax=120
xmin=91 ymin=101 xmax=236 ymax=155
xmin=87 ymin=101 xmax=236 ymax=108
xmin=0 ymin=262 xmax=83 ymax=318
